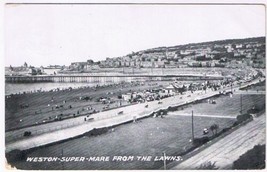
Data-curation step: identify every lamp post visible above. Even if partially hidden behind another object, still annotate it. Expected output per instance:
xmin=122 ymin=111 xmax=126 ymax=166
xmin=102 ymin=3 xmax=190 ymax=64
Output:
xmin=163 ymin=151 xmax=166 ymax=170
xmin=240 ymin=94 xmax=243 ymax=114
xmin=191 ymin=110 xmax=194 ymax=142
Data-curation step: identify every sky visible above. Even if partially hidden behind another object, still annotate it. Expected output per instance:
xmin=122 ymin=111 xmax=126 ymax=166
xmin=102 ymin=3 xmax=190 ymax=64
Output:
xmin=4 ymin=4 xmax=265 ymax=67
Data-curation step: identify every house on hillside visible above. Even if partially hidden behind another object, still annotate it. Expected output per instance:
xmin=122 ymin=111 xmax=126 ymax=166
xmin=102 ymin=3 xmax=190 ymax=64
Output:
xmin=235 ymin=44 xmax=243 ymax=49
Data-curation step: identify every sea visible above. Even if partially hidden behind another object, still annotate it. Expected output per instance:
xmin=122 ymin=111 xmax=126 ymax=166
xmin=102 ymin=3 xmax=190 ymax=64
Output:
xmin=5 ymin=82 xmax=112 ymax=95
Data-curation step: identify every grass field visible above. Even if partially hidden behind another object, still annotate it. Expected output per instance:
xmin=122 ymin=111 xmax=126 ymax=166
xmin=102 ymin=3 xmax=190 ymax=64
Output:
xmin=248 ymin=81 xmax=265 ymax=91
xmin=9 ymin=93 xmax=265 ymax=170
xmin=11 ymin=115 xmax=235 ymax=170
xmin=6 ymin=77 xmax=265 ymax=170
xmin=171 ymin=94 xmax=265 ymax=117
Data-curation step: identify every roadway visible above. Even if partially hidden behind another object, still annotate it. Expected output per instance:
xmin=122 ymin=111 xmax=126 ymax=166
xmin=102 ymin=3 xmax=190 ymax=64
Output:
xmin=5 ymin=77 xmax=264 ymax=153
xmin=5 ymin=89 xmax=223 ymax=152
xmin=168 ymin=112 xmax=236 ymax=119
xmin=171 ymin=112 xmax=265 ymax=170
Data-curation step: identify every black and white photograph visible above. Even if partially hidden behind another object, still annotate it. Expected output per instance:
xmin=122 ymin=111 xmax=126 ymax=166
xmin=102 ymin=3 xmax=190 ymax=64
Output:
xmin=3 ymin=1 xmax=266 ymax=170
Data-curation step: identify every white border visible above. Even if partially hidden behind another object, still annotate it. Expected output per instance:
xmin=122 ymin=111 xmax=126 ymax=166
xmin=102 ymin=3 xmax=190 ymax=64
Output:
xmin=1 ymin=1 xmax=266 ymax=172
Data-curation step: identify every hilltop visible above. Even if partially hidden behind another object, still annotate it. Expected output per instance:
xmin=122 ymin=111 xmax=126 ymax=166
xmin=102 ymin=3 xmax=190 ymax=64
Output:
xmin=63 ymin=36 xmax=265 ymax=72
xmin=6 ymin=37 xmax=266 ymax=76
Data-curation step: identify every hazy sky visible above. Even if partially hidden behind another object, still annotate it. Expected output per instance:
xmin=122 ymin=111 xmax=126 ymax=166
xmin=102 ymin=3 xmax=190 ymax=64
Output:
xmin=5 ymin=4 xmax=265 ymax=67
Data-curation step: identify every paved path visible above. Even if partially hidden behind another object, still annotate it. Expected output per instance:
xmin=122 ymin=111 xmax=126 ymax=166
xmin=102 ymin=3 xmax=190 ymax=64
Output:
xmin=168 ymin=112 xmax=236 ymax=119
xmin=172 ymin=113 xmax=266 ymax=170
xmin=5 ymin=89 xmax=222 ymax=152
xmin=5 ymin=90 xmax=213 ymax=141
xmin=5 ymin=77 xmax=264 ymax=153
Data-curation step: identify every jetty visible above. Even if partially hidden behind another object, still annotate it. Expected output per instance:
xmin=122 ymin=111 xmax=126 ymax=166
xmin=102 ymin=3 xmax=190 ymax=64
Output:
xmin=5 ymin=74 xmax=226 ymax=83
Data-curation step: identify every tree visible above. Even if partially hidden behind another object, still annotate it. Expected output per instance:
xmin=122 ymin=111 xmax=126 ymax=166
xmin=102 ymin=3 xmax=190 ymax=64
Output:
xmin=177 ymin=85 xmax=186 ymax=94
xmin=210 ymin=124 xmax=219 ymax=136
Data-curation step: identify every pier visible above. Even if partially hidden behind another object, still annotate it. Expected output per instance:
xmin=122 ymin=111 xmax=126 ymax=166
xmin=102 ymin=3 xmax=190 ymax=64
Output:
xmin=5 ymin=74 xmax=226 ymax=83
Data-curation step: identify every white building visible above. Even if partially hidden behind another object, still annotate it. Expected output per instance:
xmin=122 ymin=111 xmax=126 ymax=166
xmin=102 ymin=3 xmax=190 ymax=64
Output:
xmin=122 ymin=93 xmax=132 ymax=101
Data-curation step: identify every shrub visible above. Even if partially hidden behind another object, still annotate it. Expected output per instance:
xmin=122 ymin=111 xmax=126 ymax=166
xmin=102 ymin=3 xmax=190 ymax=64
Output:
xmin=6 ymin=149 xmax=26 ymax=162
xmin=233 ymin=121 xmax=239 ymax=126
xmin=236 ymin=113 xmax=252 ymax=123
xmin=210 ymin=124 xmax=219 ymax=136
xmin=198 ymin=161 xmax=218 ymax=169
xmin=85 ymin=127 xmax=109 ymax=136
xmin=193 ymin=137 xmax=209 ymax=147
xmin=233 ymin=144 xmax=265 ymax=169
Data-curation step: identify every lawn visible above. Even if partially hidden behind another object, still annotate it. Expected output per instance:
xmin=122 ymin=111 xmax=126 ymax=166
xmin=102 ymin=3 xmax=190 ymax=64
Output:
xmin=12 ymin=115 xmax=235 ymax=170
xmin=8 ymin=94 xmax=265 ymax=170
xmin=172 ymin=94 xmax=265 ymax=117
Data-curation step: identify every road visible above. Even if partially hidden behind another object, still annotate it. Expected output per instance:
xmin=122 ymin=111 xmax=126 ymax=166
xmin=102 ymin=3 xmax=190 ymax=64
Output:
xmin=5 ymin=81 xmax=168 ymax=130
xmin=5 ymin=89 xmax=223 ymax=152
xmin=168 ymin=112 xmax=236 ymax=119
xmin=172 ymin=113 xmax=265 ymax=170
xmin=5 ymin=77 xmax=264 ymax=153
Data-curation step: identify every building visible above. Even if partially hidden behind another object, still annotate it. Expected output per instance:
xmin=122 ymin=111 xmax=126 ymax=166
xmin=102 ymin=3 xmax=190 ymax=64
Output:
xmin=122 ymin=93 xmax=132 ymax=101
xmin=235 ymin=44 xmax=243 ymax=49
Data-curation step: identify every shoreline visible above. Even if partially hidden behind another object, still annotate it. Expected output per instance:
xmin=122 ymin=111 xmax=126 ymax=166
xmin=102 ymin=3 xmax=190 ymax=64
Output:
xmin=5 ymin=80 xmax=174 ymax=131
xmin=5 ymin=78 xmax=264 ymax=152
xmin=5 ymin=88 xmax=234 ymax=153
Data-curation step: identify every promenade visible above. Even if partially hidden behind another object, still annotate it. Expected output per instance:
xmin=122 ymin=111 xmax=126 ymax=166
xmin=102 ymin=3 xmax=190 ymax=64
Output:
xmin=5 ymin=77 xmax=264 ymax=153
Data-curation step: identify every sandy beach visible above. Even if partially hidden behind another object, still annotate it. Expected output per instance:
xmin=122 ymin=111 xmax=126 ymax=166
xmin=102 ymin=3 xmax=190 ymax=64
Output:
xmin=5 ymin=81 xmax=173 ymax=131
